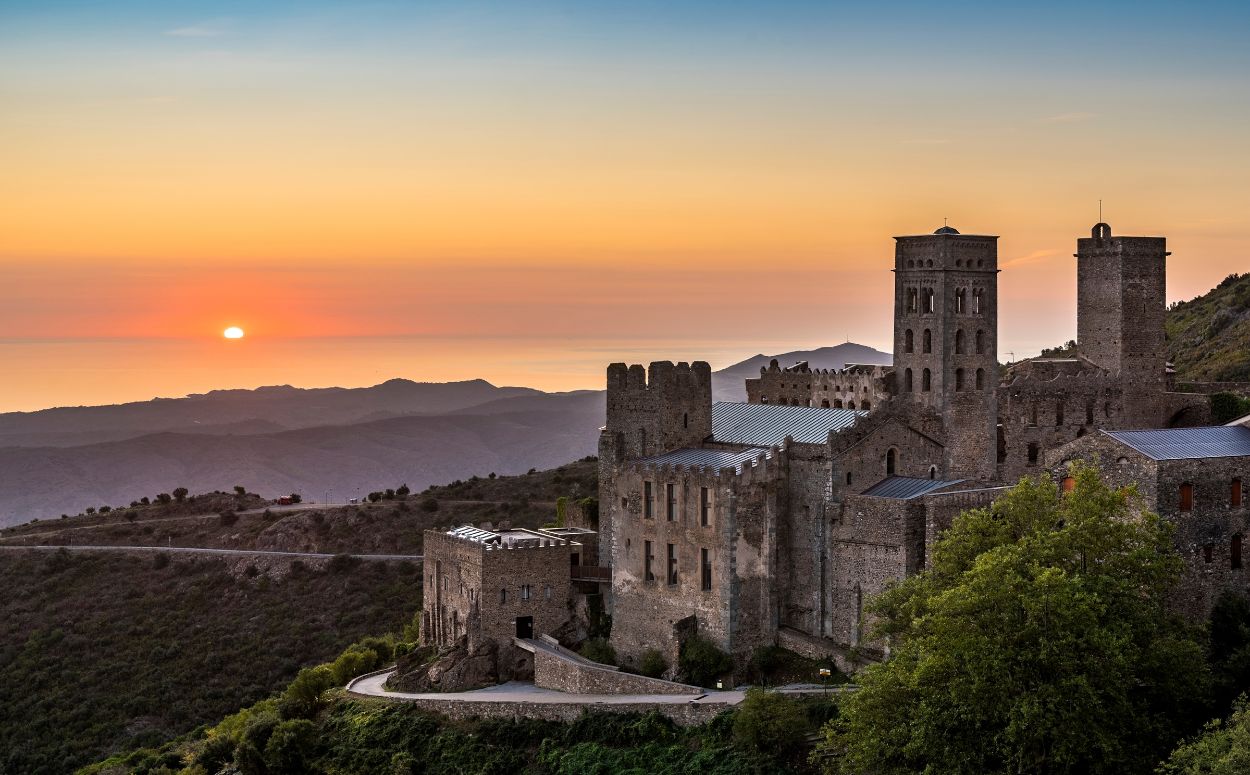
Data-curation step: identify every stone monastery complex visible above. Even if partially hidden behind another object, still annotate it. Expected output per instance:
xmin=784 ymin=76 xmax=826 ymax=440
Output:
xmin=421 ymin=222 xmax=1250 ymax=685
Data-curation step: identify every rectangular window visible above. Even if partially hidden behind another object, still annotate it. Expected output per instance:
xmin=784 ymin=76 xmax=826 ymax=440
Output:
xmin=1234 ymin=479 xmax=1243 ymax=509
xmin=644 ymin=540 xmax=654 ymax=581
xmin=700 ymin=487 xmax=710 ymax=526
xmin=644 ymin=481 xmax=653 ymax=518
xmin=666 ymin=483 xmax=677 ymax=521
xmin=667 ymin=543 xmax=678 ymax=585
xmin=521 ymin=584 xmax=531 ymax=600
xmin=701 ymin=548 xmax=712 ymax=591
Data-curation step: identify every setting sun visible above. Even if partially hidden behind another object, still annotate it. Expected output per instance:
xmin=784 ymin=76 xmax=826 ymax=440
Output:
xmin=223 ymin=327 xmax=245 ymax=340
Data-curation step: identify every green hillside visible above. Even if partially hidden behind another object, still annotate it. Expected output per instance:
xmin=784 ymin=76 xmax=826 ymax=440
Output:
xmin=1167 ymin=273 xmax=1250 ymax=382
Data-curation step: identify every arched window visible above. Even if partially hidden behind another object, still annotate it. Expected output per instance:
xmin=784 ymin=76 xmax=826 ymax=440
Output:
xmin=683 ymin=412 xmax=689 ymax=429
xmin=761 ymin=396 xmax=768 ymax=404
xmin=1062 ymin=476 xmax=1075 ymax=493
xmin=928 ymin=465 xmax=937 ymax=480
xmin=1056 ymin=401 xmax=1064 ymax=426
xmin=1234 ymin=534 xmax=1244 ymax=570
xmin=972 ymin=288 xmax=984 ymax=314
xmin=886 ymin=448 xmax=897 ymax=476
xmin=922 ymin=368 xmax=932 ymax=392
xmin=846 ymin=471 xmax=853 ymax=486
xmin=1180 ymin=483 xmax=1194 ymax=512
xmin=976 ymin=329 xmax=986 ymax=354
xmin=955 ymin=329 xmax=965 ymax=354
xmin=904 ymin=369 xmax=913 ymax=392
xmin=956 ymin=288 xmax=966 ymax=313
xmin=905 ymin=329 xmax=914 ymax=353
xmin=975 ymin=368 xmax=985 ymax=391
xmin=847 ymin=400 xmax=856 ymax=410
xmin=955 ymin=368 xmax=965 ymax=391
xmin=1030 ymin=403 xmax=1038 ymax=427
xmin=861 ymin=400 xmax=871 ymax=410
xmin=834 ymin=399 xmax=844 ymax=408
xmin=1085 ymin=399 xmax=1095 ymax=425
xmin=1027 ymin=442 xmax=1039 ymax=465
xmin=500 ymin=588 xmax=508 ymax=604
xmin=923 ymin=329 xmax=932 ymax=354
xmin=925 ymin=288 xmax=936 ymax=313
xmin=821 ymin=399 xmax=830 ymax=408
xmin=907 ymin=288 xmax=918 ymax=313
xmin=792 ymin=399 xmax=800 ymax=406
xmin=806 ymin=399 xmax=812 ymax=407
xmin=1233 ymin=478 xmax=1243 ymax=509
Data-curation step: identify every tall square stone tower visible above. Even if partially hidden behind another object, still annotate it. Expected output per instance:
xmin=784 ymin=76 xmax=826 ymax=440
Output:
xmin=892 ymin=225 xmax=999 ymax=480
xmin=1076 ymin=222 xmax=1169 ymax=427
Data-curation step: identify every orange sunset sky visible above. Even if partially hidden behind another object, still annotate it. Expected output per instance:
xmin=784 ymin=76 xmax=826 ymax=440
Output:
xmin=3 ymin=1 xmax=1249 ymax=412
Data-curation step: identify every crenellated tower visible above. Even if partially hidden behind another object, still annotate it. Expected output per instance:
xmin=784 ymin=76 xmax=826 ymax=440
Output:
xmin=892 ymin=225 xmax=999 ymax=480
xmin=597 ymin=360 xmax=712 ymax=564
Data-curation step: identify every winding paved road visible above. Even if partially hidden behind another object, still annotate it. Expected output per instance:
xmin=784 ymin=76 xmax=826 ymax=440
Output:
xmin=0 ymin=544 xmax=422 ymax=562
xmin=348 ymin=671 xmax=746 ymax=706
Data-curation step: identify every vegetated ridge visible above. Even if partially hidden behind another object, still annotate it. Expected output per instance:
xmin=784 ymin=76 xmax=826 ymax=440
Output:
xmin=1166 ymin=272 xmax=1250 ymax=383
xmin=0 ymin=461 xmax=597 ymax=774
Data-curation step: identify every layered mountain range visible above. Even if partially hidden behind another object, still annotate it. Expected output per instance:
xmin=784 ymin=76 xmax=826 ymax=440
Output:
xmin=0 ymin=343 xmax=890 ymax=525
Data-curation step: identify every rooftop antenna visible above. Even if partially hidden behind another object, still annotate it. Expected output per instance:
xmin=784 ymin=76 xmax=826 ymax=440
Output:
xmin=944 ymin=216 xmax=948 ymax=228
xmin=1099 ymin=199 xmax=1102 ymax=222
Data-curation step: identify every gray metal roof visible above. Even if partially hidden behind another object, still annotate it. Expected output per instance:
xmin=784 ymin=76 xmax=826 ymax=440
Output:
xmin=711 ymin=401 xmax=864 ymax=446
xmin=1103 ymin=426 xmax=1250 ymax=461
xmin=448 ymin=525 xmax=500 ymax=544
xmin=637 ymin=447 xmax=769 ymax=472
xmin=860 ymin=476 xmax=965 ymax=500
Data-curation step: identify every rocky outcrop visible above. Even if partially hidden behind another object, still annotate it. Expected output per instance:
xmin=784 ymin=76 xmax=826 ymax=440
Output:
xmin=385 ymin=637 xmax=532 ymax=693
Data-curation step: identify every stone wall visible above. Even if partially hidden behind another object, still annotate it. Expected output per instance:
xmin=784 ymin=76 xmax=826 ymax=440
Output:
xmin=343 ymin=692 xmax=734 ymax=726
xmin=527 ymin=637 xmax=703 ymax=695
xmin=828 ymin=495 xmax=920 ymax=648
xmin=608 ymin=446 xmax=784 ymax=666
xmin=746 ymin=361 xmax=890 ymax=411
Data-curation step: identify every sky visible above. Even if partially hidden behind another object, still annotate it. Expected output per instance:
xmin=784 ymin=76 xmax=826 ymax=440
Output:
xmin=3 ymin=1 xmax=1249 ymax=412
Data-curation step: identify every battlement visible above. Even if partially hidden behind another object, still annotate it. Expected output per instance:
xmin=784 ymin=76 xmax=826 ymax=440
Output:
xmin=606 ymin=360 xmax=711 ymax=392
xmin=760 ymin=359 xmax=889 ymax=378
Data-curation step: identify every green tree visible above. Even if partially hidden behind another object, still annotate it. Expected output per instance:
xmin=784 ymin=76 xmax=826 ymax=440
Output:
xmin=679 ymin=634 xmax=733 ymax=689
xmin=234 ymin=485 xmax=247 ymax=497
xmin=814 ymin=463 xmax=1210 ymax=775
xmin=640 ymin=649 xmax=667 ymax=679
xmin=172 ymin=487 xmax=189 ymax=502
xmin=289 ymin=492 xmax=302 ymax=503
xmin=156 ymin=492 xmax=172 ymax=504
xmin=395 ymin=484 xmax=409 ymax=498
xmin=1160 ymin=698 xmax=1250 ymax=774
xmin=733 ymin=688 xmax=810 ymax=757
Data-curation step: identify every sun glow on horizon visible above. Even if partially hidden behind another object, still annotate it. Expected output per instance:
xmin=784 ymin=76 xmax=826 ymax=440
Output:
xmin=223 ymin=327 xmax=245 ymax=340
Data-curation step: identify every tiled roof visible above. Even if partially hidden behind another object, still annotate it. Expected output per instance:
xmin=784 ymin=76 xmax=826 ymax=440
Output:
xmin=1103 ymin=426 xmax=1250 ymax=461
xmin=636 ymin=447 xmax=769 ymax=472
xmin=860 ymin=476 xmax=965 ymax=500
xmin=710 ymin=401 xmax=864 ymax=446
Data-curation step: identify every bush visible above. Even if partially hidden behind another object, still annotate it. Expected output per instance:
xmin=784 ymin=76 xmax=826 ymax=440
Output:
xmin=124 ymin=510 xmax=138 ymax=522
xmin=579 ymin=638 xmax=617 ymax=666
xmin=327 ymin=554 xmax=360 ymax=574
xmin=331 ymin=648 xmax=379 ymax=686
xmin=1212 ymin=392 xmax=1250 ymax=424
xmin=264 ymin=718 xmax=317 ymax=773
xmin=732 ymin=688 xmax=810 ymax=756
xmin=640 ymin=649 xmax=667 ymax=678
xmin=234 ymin=485 xmax=247 ymax=497
xmin=173 ymin=487 xmax=188 ymax=502
xmin=156 ymin=493 xmax=172 ymax=504
xmin=679 ymin=635 xmax=733 ymax=688
xmin=279 ymin=665 xmax=336 ymax=719
xmin=396 ymin=484 xmax=410 ymax=498
xmin=420 ymin=497 xmax=439 ymax=513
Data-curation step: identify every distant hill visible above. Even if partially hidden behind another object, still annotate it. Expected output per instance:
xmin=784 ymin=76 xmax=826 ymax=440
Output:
xmin=0 ymin=394 xmax=605 ymax=526
xmin=0 ymin=344 xmax=891 ymax=526
xmin=711 ymin=343 xmax=892 ymax=401
xmin=1167 ymin=273 xmax=1250 ymax=382
xmin=0 ymin=378 xmax=541 ymax=448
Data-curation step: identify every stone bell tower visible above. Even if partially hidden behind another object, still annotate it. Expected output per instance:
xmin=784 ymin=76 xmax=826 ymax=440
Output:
xmin=892 ymin=225 xmax=999 ymax=480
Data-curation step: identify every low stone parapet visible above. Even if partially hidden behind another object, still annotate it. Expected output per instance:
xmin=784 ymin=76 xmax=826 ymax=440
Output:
xmin=517 ymin=636 xmax=703 ymax=695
